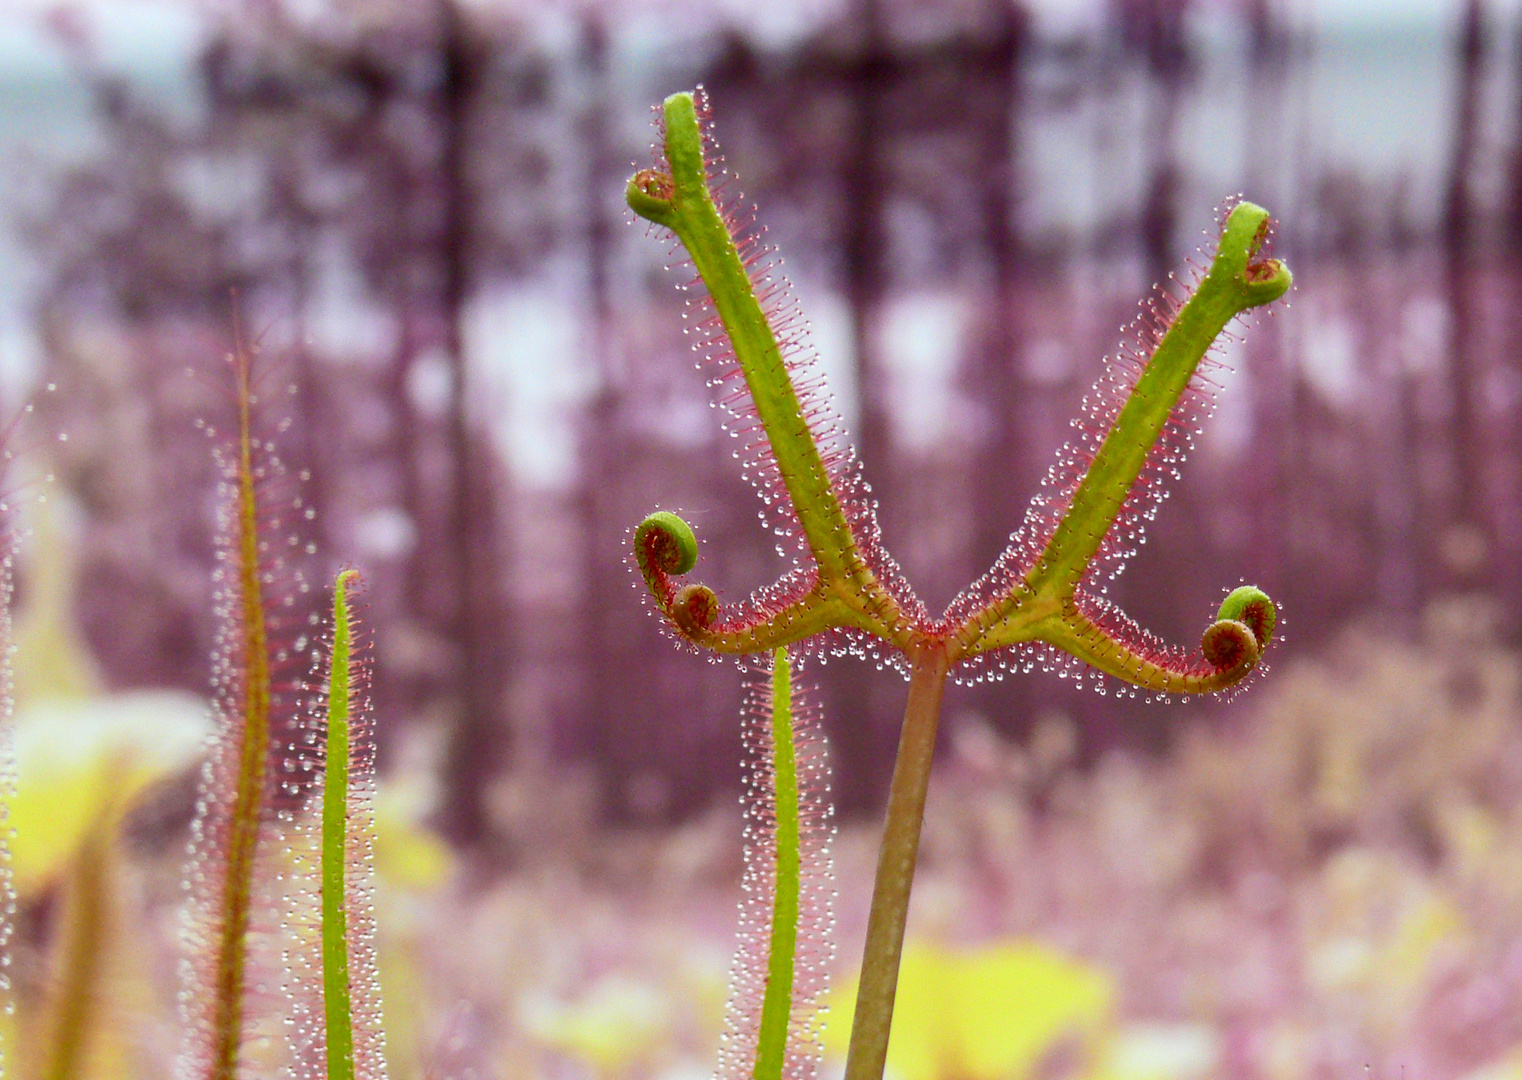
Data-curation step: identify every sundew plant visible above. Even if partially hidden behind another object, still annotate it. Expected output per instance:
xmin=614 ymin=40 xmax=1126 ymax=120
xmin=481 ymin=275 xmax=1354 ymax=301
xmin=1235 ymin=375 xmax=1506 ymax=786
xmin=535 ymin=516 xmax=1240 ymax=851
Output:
xmin=627 ymin=89 xmax=1290 ymax=1080
xmin=0 ymin=85 xmax=1289 ymax=1080
xmin=175 ymin=349 xmax=385 ymax=1080
xmin=0 ymin=341 xmax=390 ymax=1078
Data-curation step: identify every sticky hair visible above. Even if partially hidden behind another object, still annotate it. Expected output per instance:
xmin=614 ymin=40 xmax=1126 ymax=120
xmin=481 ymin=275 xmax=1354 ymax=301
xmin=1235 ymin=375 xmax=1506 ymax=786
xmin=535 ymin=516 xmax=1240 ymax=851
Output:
xmin=639 ymin=88 xmax=925 ymax=655
xmin=178 ymin=336 xmax=320 ymax=1080
xmin=945 ymin=199 xmax=1277 ymax=649
xmin=718 ymin=651 xmax=835 ymax=1080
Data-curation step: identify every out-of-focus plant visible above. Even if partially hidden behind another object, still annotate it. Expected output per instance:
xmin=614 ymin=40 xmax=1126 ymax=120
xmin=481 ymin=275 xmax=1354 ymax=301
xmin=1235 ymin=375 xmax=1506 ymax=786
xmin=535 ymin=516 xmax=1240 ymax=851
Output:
xmin=0 ymin=409 xmax=408 ymax=1077
xmin=626 ymin=89 xmax=1289 ymax=1080
xmin=174 ymin=342 xmax=387 ymax=1080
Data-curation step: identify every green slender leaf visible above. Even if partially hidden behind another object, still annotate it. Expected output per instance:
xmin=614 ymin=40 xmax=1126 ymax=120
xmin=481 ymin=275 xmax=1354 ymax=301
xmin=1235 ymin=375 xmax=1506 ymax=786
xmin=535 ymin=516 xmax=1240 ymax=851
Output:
xmin=323 ymin=569 xmax=359 ymax=1080
xmin=754 ymin=646 xmax=800 ymax=1080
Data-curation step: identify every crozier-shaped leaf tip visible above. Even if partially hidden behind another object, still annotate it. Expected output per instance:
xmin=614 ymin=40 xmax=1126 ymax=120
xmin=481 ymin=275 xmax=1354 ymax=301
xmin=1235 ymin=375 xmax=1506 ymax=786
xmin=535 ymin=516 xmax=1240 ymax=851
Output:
xmin=626 ymin=90 xmax=922 ymax=659
xmin=1202 ymin=584 xmax=1276 ymax=669
xmin=720 ymin=648 xmax=834 ymax=1080
xmin=635 ymin=511 xmax=718 ymax=638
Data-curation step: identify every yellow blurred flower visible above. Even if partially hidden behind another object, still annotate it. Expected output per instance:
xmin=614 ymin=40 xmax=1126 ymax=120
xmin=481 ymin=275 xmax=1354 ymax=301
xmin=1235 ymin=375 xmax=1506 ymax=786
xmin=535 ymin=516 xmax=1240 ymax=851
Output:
xmin=821 ymin=939 xmax=1114 ymax=1080
xmin=522 ymin=973 xmax=675 ymax=1076
xmin=11 ymin=690 xmax=207 ymax=895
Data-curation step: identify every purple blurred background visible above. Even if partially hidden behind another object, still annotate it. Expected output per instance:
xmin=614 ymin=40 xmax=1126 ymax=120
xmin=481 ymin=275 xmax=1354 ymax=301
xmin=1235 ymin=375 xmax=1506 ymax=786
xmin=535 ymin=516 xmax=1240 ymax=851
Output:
xmin=5 ymin=0 xmax=1516 ymax=831
xmin=3 ymin=1 xmax=1522 ymax=1076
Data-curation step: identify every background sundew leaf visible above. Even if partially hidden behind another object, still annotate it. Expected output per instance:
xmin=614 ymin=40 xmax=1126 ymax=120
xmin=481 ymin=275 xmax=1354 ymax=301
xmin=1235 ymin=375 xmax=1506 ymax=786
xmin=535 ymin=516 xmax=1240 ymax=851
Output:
xmin=753 ymin=647 xmax=799 ymax=1080
xmin=324 ymin=570 xmax=359 ymax=1080
xmin=178 ymin=338 xmax=318 ymax=1080
xmin=0 ymin=530 xmax=16 ymax=1074
xmin=295 ymin=568 xmax=388 ymax=1080
xmin=719 ymin=649 xmax=835 ymax=1080
xmin=39 ymin=799 xmax=115 ymax=1080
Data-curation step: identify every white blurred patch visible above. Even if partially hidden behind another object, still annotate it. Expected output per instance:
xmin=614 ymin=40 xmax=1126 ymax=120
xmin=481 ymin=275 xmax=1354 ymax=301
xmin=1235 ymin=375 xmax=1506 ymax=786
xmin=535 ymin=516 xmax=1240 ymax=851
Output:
xmin=354 ymin=506 xmax=417 ymax=561
xmin=14 ymin=689 xmax=208 ymax=774
xmin=465 ymin=287 xmax=593 ymax=489
xmin=407 ymin=348 xmax=454 ymax=419
xmin=1400 ymin=295 xmax=1449 ymax=376
xmin=1205 ymin=334 xmax=1253 ymax=459
xmin=1105 ymin=1023 xmax=1222 ymax=1080
xmin=1301 ymin=310 xmax=1359 ymax=407
xmin=881 ymin=291 xmax=967 ymax=452
xmin=792 ymin=281 xmax=859 ymax=435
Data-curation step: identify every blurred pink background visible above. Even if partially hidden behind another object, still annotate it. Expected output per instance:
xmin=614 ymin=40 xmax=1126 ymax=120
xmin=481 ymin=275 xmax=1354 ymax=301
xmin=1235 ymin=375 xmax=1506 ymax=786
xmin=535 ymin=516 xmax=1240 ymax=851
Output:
xmin=1 ymin=1 xmax=1520 ymax=1078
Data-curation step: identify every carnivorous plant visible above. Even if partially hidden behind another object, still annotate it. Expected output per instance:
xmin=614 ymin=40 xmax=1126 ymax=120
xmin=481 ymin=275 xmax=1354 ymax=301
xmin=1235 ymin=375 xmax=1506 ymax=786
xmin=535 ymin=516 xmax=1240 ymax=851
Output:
xmin=627 ymin=89 xmax=1289 ymax=1080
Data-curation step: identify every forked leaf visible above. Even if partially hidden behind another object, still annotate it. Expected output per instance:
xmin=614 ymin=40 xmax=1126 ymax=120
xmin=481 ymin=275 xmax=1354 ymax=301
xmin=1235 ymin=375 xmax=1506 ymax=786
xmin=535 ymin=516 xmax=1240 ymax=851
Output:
xmin=950 ymin=202 xmax=1288 ymax=691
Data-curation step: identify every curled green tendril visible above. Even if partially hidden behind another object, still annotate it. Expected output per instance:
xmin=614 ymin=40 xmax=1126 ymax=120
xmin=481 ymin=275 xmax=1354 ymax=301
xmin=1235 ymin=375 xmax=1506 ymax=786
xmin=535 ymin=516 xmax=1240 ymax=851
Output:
xmin=636 ymin=511 xmax=698 ymax=578
xmin=1217 ymin=584 xmax=1275 ymax=652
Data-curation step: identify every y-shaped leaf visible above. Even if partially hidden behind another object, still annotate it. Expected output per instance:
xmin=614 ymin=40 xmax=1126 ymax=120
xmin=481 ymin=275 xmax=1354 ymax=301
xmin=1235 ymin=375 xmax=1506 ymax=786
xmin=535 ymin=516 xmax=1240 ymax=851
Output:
xmin=955 ymin=201 xmax=1288 ymax=688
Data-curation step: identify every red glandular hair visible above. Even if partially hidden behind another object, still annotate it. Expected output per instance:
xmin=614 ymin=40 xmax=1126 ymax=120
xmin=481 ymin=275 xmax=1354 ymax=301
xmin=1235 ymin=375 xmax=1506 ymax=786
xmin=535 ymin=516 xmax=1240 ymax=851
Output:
xmin=179 ymin=341 xmax=319 ymax=1080
xmin=637 ymin=88 xmax=926 ymax=666
xmin=718 ymin=655 xmax=835 ymax=1080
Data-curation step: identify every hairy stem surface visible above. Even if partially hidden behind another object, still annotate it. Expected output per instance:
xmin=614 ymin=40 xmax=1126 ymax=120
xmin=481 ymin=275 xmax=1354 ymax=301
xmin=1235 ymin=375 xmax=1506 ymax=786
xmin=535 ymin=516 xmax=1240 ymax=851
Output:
xmin=210 ymin=351 xmax=272 ymax=1080
xmin=843 ymin=649 xmax=949 ymax=1080
xmin=323 ymin=571 xmax=359 ymax=1080
xmin=753 ymin=648 xmax=799 ymax=1080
